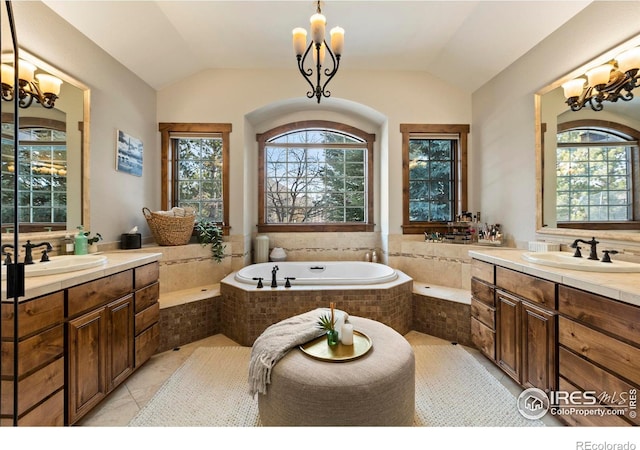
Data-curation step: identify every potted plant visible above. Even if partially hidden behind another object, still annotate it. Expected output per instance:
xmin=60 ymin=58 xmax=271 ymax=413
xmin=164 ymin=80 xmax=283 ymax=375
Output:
xmin=317 ymin=304 xmax=339 ymax=347
xmin=85 ymin=231 xmax=102 ymax=253
xmin=195 ymin=220 xmax=225 ymax=262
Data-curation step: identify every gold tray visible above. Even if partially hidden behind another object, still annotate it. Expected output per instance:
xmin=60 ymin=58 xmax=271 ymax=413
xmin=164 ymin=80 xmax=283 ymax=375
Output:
xmin=299 ymin=330 xmax=372 ymax=362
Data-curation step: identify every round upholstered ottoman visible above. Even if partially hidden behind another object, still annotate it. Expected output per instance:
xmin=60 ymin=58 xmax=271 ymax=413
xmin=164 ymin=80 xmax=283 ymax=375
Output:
xmin=258 ymin=316 xmax=415 ymax=426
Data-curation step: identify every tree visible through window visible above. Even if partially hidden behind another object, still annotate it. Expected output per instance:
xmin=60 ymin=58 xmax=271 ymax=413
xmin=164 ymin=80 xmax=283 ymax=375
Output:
xmin=175 ymin=137 xmax=224 ymax=222
xmin=1 ymin=120 xmax=67 ymax=226
xmin=556 ymin=127 xmax=634 ymax=222
xmin=159 ymin=123 xmax=231 ymax=229
xmin=401 ymin=124 xmax=469 ymax=234
xmin=257 ymin=121 xmax=374 ymax=232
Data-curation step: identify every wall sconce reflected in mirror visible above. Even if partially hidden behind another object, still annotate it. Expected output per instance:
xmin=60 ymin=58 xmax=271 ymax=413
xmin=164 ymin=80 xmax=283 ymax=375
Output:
xmin=561 ymin=46 xmax=640 ymax=112
xmin=1 ymin=59 xmax=62 ymax=109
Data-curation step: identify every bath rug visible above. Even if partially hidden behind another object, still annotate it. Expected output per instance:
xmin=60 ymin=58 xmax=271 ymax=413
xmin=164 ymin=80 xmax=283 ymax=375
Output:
xmin=128 ymin=344 xmax=544 ymax=427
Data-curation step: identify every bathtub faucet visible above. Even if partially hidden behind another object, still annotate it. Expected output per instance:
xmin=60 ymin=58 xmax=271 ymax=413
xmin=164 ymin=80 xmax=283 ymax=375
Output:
xmin=271 ymin=265 xmax=279 ymax=288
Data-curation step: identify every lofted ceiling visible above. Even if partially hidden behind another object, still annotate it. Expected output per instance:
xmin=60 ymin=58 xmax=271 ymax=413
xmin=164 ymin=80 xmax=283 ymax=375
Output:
xmin=41 ymin=0 xmax=592 ymax=92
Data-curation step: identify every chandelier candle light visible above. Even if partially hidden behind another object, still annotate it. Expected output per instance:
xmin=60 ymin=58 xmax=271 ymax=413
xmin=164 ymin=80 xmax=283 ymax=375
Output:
xmin=292 ymin=1 xmax=344 ymax=103
xmin=561 ymin=46 xmax=640 ymax=112
xmin=1 ymin=59 xmax=62 ymax=109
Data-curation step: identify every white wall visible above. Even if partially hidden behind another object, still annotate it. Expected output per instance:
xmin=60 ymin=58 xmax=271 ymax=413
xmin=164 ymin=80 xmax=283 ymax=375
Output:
xmin=472 ymin=1 xmax=640 ymax=248
xmin=11 ymin=1 xmax=159 ymax=244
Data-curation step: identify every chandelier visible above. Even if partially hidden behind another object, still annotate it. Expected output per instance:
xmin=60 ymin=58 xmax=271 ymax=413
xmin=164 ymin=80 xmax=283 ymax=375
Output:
xmin=561 ymin=46 xmax=640 ymax=112
xmin=1 ymin=60 xmax=62 ymax=109
xmin=292 ymin=1 xmax=344 ymax=103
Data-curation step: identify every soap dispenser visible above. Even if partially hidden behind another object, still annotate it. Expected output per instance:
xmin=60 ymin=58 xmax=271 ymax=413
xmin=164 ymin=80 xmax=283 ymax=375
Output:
xmin=74 ymin=226 xmax=88 ymax=255
xmin=63 ymin=234 xmax=74 ymax=255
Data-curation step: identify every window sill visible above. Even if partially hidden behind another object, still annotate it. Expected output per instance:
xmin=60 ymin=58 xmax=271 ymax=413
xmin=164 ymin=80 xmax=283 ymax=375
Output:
xmin=257 ymin=223 xmax=374 ymax=233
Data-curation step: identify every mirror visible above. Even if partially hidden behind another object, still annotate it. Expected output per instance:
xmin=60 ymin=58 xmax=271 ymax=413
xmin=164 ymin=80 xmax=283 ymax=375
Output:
xmin=1 ymin=49 xmax=89 ymax=239
xmin=536 ymin=35 xmax=640 ymax=242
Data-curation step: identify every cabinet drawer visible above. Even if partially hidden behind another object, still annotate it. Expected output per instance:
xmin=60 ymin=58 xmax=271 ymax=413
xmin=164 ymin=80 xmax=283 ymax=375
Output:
xmin=471 ymin=259 xmax=494 ymax=284
xmin=135 ymin=281 xmax=159 ymax=313
xmin=471 ymin=298 xmax=495 ymax=329
xmin=559 ymin=285 xmax=640 ymax=347
xmin=559 ymin=316 xmax=640 ymax=386
xmin=559 ymin=346 xmax=639 ymax=426
xmin=471 ymin=278 xmax=494 ymax=306
xmin=471 ymin=317 xmax=495 ymax=360
xmin=495 ymin=266 xmax=555 ymax=309
xmin=1 ymin=291 xmax=64 ymax=339
xmin=17 ymin=389 xmax=64 ymax=427
xmin=67 ymin=270 xmax=133 ymax=317
xmin=1 ymin=325 xmax=64 ymax=377
xmin=135 ymin=262 xmax=159 ymax=289
xmin=0 ymin=356 xmax=64 ymax=416
xmin=558 ymin=377 xmax=632 ymax=426
xmin=135 ymin=323 xmax=159 ymax=367
xmin=135 ymin=302 xmax=159 ymax=335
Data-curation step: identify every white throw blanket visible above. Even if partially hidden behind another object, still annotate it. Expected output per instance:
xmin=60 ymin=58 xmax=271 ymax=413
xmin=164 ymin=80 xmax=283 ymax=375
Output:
xmin=248 ymin=308 xmax=347 ymax=397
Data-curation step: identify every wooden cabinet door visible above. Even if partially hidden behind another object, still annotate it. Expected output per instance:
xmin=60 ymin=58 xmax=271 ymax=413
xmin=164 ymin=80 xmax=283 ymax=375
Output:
xmin=496 ymin=290 xmax=520 ymax=384
xmin=521 ymin=301 xmax=557 ymax=392
xmin=68 ymin=307 xmax=107 ymax=424
xmin=107 ymin=295 xmax=134 ymax=390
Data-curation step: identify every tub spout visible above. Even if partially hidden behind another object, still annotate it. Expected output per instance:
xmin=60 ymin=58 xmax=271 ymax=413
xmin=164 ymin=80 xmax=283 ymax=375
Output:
xmin=271 ymin=265 xmax=279 ymax=288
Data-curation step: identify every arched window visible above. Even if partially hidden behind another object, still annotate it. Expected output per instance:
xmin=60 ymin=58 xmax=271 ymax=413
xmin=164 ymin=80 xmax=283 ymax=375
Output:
xmin=256 ymin=121 xmax=375 ymax=232
xmin=556 ymin=120 xmax=639 ymax=227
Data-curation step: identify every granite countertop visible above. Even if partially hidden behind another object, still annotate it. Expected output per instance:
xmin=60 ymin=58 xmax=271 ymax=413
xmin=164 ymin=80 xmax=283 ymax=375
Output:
xmin=1 ymin=251 xmax=162 ymax=302
xmin=469 ymin=248 xmax=640 ymax=308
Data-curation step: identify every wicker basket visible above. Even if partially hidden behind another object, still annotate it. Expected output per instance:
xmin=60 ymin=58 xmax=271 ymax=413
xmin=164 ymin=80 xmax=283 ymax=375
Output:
xmin=143 ymin=207 xmax=195 ymax=246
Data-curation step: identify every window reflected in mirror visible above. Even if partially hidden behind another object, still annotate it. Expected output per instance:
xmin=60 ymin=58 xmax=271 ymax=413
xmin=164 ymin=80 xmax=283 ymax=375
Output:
xmin=555 ymin=123 xmax=638 ymax=226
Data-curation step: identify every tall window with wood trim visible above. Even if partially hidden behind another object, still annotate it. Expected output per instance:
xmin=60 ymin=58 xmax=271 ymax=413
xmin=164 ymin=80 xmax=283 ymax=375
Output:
xmin=401 ymin=124 xmax=469 ymax=234
xmin=256 ymin=120 xmax=375 ymax=233
xmin=158 ymin=123 xmax=230 ymax=230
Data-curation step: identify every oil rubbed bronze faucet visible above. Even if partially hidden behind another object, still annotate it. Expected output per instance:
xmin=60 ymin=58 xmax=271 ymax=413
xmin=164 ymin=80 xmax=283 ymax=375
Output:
xmin=22 ymin=240 xmax=53 ymax=264
xmin=570 ymin=237 xmax=599 ymax=260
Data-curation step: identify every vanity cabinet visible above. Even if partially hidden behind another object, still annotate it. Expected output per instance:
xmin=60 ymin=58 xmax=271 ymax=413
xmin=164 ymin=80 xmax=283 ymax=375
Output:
xmin=495 ymin=289 xmax=557 ymax=391
xmin=471 ymin=252 xmax=639 ymax=426
xmin=471 ymin=263 xmax=557 ymax=393
xmin=66 ymin=262 xmax=160 ymax=425
xmin=67 ymin=270 xmax=135 ymax=424
xmin=470 ymin=261 xmax=496 ymax=361
xmin=557 ymin=285 xmax=639 ymax=426
xmin=1 ymin=258 xmax=160 ymax=427
xmin=0 ymin=291 xmax=65 ymax=426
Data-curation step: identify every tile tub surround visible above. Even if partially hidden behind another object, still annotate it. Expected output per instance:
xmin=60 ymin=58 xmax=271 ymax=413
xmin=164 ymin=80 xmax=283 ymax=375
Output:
xmin=158 ymin=294 xmax=221 ymax=352
xmin=220 ymin=270 xmax=413 ymax=346
xmin=412 ymin=283 xmax=472 ymax=346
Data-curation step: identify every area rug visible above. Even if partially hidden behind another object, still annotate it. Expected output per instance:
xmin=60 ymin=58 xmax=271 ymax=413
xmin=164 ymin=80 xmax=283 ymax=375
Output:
xmin=128 ymin=344 xmax=543 ymax=427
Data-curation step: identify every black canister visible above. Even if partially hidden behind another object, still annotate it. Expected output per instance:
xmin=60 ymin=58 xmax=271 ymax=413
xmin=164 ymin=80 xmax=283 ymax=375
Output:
xmin=121 ymin=233 xmax=141 ymax=249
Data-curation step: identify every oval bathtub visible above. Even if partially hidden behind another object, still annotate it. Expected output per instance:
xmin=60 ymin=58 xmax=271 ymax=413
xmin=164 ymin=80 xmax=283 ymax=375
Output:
xmin=221 ymin=261 xmax=412 ymax=346
xmin=234 ymin=261 xmax=398 ymax=286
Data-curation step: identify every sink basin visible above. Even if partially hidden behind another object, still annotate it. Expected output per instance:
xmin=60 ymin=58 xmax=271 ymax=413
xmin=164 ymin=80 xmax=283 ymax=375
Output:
xmin=1 ymin=254 xmax=108 ymax=279
xmin=521 ymin=251 xmax=640 ymax=272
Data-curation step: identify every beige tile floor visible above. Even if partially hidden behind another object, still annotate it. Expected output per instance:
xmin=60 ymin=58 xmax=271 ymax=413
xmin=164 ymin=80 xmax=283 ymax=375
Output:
xmin=77 ymin=331 xmax=563 ymax=427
